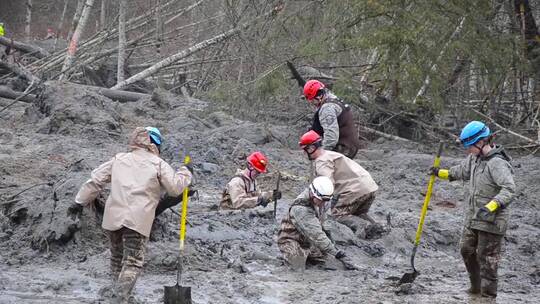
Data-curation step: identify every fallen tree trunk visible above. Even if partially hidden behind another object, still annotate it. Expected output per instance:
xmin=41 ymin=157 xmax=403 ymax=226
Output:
xmin=0 ymin=87 xmax=38 ymax=103
xmin=0 ymin=61 xmax=41 ymax=83
xmin=0 ymin=36 xmax=49 ymax=59
xmin=358 ymin=125 xmax=411 ymax=142
xmin=111 ymin=3 xmax=283 ymax=90
xmin=0 ymin=84 xmax=149 ymax=103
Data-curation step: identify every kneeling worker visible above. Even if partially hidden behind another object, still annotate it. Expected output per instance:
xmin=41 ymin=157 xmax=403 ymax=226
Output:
xmin=220 ymin=151 xmax=281 ymax=210
xmin=278 ymin=176 xmax=359 ymax=270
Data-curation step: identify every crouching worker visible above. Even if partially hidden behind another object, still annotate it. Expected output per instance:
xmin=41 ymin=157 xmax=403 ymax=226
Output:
xmin=69 ymin=127 xmax=192 ymax=303
xmin=299 ymin=130 xmax=379 ymax=234
xmin=220 ymin=151 xmax=281 ymax=210
xmin=431 ymin=121 xmax=515 ymax=298
xmin=277 ymin=176 xmax=359 ymax=271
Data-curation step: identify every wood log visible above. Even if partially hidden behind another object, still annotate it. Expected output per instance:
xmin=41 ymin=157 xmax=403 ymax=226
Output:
xmin=0 ymin=61 xmax=41 ymax=83
xmin=358 ymin=125 xmax=411 ymax=142
xmin=0 ymin=86 xmax=38 ymax=103
xmin=0 ymin=36 xmax=49 ymax=59
xmin=0 ymin=84 xmax=149 ymax=103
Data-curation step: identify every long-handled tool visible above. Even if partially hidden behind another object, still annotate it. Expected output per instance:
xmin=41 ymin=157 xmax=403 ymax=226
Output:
xmin=399 ymin=141 xmax=444 ymax=285
xmin=164 ymin=155 xmax=192 ymax=304
xmin=273 ymin=171 xmax=281 ymax=219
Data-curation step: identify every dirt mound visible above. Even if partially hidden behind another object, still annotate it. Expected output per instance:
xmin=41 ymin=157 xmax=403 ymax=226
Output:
xmin=1 ymin=83 xmax=539 ymax=303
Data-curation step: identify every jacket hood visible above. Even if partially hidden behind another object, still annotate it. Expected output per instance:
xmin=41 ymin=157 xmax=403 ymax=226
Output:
xmin=129 ymin=127 xmax=160 ymax=155
xmin=483 ymin=144 xmax=511 ymax=162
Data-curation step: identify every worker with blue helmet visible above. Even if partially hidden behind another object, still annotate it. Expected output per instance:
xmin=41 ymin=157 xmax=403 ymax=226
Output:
xmin=430 ymin=121 xmax=516 ymax=297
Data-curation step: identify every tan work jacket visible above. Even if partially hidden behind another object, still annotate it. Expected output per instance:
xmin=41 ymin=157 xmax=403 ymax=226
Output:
xmin=220 ymin=169 xmax=271 ymax=209
xmin=75 ymin=127 xmax=192 ymax=237
xmin=313 ymin=150 xmax=378 ymax=210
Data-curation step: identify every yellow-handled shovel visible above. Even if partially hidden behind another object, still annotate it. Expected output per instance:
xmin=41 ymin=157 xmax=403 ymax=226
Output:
xmin=399 ymin=141 xmax=444 ymax=285
xmin=164 ymin=155 xmax=192 ymax=304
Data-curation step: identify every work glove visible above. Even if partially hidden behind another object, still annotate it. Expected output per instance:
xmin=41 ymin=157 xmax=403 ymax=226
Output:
xmin=272 ymin=190 xmax=282 ymax=200
xmin=476 ymin=200 xmax=501 ymax=220
xmin=335 ymin=251 xmax=360 ymax=271
xmin=67 ymin=203 xmax=84 ymax=220
xmin=187 ymin=189 xmax=198 ymax=198
xmin=184 ymin=163 xmax=194 ymax=174
xmin=257 ymin=192 xmax=272 ymax=207
xmin=330 ymin=194 xmax=340 ymax=209
xmin=429 ymin=167 xmax=449 ymax=179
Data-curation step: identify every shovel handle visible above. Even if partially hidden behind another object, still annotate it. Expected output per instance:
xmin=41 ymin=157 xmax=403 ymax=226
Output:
xmin=180 ymin=155 xmax=191 ymax=252
xmin=413 ymin=141 xmax=444 ymax=246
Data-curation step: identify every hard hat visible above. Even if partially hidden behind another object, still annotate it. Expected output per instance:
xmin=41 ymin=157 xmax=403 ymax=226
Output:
xmin=310 ymin=176 xmax=334 ymax=201
xmin=299 ymin=130 xmax=322 ymax=147
xmin=145 ymin=126 xmax=162 ymax=146
xmin=459 ymin=121 xmax=490 ymax=147
xmin=247 ymin=151 xmax=268 ymax=173
xmin=303 ymin=80 xmax=325 ymax=100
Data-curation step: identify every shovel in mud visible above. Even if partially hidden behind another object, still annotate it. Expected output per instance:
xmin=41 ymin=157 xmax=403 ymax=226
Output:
xmin=164 ymin=156 xmax=193 ymax=304
xmin=399 ymin=142 xmax=444 ymax=285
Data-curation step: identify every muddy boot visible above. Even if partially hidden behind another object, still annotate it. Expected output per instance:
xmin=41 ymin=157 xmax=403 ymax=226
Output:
xmin=481 ymin=279 xmax=497 ymax=298
xmin=466 ymin=274 xmax=481 ymax=295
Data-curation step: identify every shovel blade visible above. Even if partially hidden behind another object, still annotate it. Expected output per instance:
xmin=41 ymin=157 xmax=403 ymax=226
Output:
xmin=164 ymin=284 xmax=192 ymax=304
xmin=398 ymin=271 xmax=419 ymax=285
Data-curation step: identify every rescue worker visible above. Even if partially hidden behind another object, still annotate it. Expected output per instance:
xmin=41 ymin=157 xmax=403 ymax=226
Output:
xmin=70 ymin=127 xmax=192 ymax=303
xmin=430 ymin=121 xmax=515 ymax=298
xmin=220 ymin=151 xmax=281 ymax=210
xmin=0 ymin=22 xmax=5 ymax=37
xmin=299 ymin=130 xmax=379 ymax=233
xmin=303 ymin=79 xmax=362 ymax=159
xmin=278 ymin=176 xmax=359 ymax=270
xmin=45 ymin=27 xmax=56 ymax=40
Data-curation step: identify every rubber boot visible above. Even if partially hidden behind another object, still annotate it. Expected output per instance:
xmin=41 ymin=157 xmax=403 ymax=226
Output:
xmin=467 ymin=274 xmax=481 ymax=295
xmin=481 ymin=279 xmax=497 ymax=298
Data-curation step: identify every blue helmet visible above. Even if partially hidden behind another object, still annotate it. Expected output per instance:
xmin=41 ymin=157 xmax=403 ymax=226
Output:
xmin=145 ymin=126 xmax=162 ymax=146
xmin=460 ymin=121 xmax=490 ymax=147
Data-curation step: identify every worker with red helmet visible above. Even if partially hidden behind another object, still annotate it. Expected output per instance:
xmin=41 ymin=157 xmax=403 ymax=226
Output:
xmin=220 ymin=151 xmax=281 ymax=209
xmin=303 ymin=79 xmax=362 ymax=159
xmin=299 ymin=130 xmax=380 ymax=234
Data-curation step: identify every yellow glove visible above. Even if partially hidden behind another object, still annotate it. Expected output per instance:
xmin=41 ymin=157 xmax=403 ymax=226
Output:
xmin=430 ymin=167 xmax=449 ymax=180
xmin=484 ymin=200 xmax=499 ymax=212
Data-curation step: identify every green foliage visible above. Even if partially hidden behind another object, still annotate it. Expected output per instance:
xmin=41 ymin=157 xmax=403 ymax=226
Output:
xmin=254 ymin=69 xmax=288 ymax=99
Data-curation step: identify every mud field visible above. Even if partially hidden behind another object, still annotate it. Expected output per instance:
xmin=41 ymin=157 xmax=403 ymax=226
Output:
xmin=0 ymin=83 xmax=539 ymax=303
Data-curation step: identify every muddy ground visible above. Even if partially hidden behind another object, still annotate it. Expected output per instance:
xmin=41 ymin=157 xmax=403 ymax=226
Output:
xmin=0 ymin=82 xmax=539 ymax=303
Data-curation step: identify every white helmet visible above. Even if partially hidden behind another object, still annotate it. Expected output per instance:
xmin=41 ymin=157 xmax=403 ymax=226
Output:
xmin=309 ymin=176 xmax=334 ymax=201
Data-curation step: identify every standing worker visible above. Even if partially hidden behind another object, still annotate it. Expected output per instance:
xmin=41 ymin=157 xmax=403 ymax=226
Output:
xmin=70 ymin=127 xmax=192 ymax=303
xmin=303 ymin=79 xmax=363 ymax=159
xmin=431 ymin=121 xmax=515 ymax=298
xmin=299 ymin=130 xmax=379 ymax=234
xmin=220 ymin=151 xmax=281 ymax=210
xmin=278 ymin=176 xmax=359 ymax=270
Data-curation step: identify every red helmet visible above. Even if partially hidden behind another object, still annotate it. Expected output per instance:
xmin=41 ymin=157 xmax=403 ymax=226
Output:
xmin=303 ymin=80 xmax=325 ymax=100
xmin=299 ymin=130 xmax=322 ymax=147
xmin=247 ymin=151 xmax=268 ymax=173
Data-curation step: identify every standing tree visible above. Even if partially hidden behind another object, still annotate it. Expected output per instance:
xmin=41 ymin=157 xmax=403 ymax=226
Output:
xmin=117 ymin=0 xmax=127 ymax=84
xmin=60 ymin=0 xmax=96 ymax=80
xmin=25 ymin=0 xmax=32 ymax=42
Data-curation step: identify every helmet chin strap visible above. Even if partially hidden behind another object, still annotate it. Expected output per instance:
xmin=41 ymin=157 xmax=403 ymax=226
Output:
xmin=303 ymin=143 xmax=321 ymax=160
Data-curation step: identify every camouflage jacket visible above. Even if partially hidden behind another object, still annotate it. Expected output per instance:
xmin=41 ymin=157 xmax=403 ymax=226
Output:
xmin=449 ymin=145 xmax=516 ymax=235
xmin=277 ymin=190 xmax=338 ymax=256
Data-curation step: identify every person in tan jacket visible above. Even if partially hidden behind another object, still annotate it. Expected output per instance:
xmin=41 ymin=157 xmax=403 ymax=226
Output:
xmin=299 ymin=130 xmax=379 ymax=233
xmin=220 ymin=151 xmax=281 ymax=210
xmin=70 ymin=126 xmax=191 ymax=303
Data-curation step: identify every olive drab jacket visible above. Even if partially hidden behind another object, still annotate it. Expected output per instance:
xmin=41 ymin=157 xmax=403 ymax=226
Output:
xmin=277 ymin=190 xmax=338 ymax=256
xmin=220 ymin=169 xmax=272 ymax=209
xmin=75 ymin=127 xmax=192 ymax=237
xmin=448 ymin=145 xmax=516 ymax=235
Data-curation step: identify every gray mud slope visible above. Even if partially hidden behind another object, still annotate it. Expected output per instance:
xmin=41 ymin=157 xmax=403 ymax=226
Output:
xmin=0 ymin=83 xmax=539 ymax=303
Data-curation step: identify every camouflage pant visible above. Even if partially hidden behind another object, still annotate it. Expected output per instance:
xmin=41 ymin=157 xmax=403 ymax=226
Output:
xmin=108 ymin=227 xmax=148 ymax=303
xmin=278 ymin=239 xmax=326 ymax=267
xmin=334 ymin=144 xmax=358 ymax=159
xmin=332 ymin=192 xmax=376 ymax=218
xmin=460 ymin=227 xmax=503 ymax=297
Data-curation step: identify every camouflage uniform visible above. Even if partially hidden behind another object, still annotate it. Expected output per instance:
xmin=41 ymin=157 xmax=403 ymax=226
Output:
xmin=108 ymin=227 xmax=148 ymax=303
xmin=447 ymin=145 xmax=515 ymax=297
xmin=277 ymin=189 xmax=338 ymax=266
